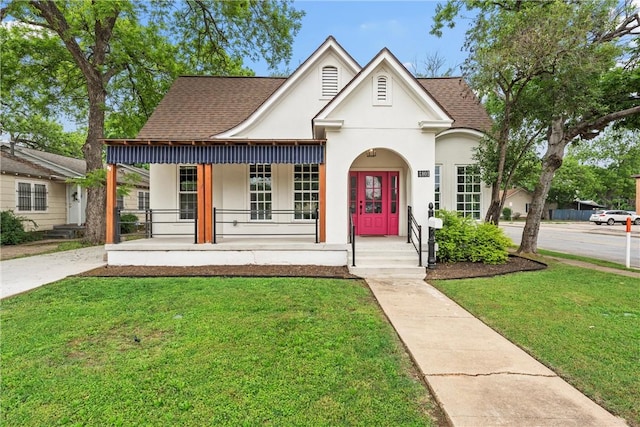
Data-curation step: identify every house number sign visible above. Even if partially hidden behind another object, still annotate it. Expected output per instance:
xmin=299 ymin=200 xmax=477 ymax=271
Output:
xmin=417 ymin=170 xmax=430 ymax=178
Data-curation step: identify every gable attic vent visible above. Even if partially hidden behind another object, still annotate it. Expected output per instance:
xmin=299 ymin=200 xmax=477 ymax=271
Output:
xmin=376 ymin=76 xmax=388 ymax=101
xmin=373 ymin=73 xmax=392 ymax=105
xmin=321 ymin=65 xmax=339 ymax=97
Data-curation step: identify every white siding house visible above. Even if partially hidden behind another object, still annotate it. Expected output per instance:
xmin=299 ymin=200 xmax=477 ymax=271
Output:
xmin=104 ymin=37 xmax=492 ymax=266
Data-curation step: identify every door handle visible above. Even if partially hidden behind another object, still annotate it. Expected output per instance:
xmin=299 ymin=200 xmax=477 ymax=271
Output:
xmin=359 ymin=200 xmax=363 ymax=214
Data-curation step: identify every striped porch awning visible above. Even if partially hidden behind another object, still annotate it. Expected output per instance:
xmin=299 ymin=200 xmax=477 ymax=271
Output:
xmin=106 ymin=143 xmax=325 ymax=165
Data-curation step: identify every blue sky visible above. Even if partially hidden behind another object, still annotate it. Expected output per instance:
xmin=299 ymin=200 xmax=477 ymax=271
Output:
xmin=247 ymin=1 xmax=472 ymax=76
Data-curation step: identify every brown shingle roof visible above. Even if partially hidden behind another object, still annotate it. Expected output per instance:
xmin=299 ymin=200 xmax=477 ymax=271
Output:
xmin=137 ymin=76 xmax=286 ymax=139
xmin=0 ymin=151 xmax=61 ymax=179
xmin=136 ymin=75 xmax=491 ymax=140
xmin=0 ymin=144 xmax=149 ymax=187
xmin=417 ymin=77 xmax=492 ymax=132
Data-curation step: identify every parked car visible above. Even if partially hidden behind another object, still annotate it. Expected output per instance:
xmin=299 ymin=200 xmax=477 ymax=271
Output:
xmin=589 ymin=210 xmax=640 ymax=225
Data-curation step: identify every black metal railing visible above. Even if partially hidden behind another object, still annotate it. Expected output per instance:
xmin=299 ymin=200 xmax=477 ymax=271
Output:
xmin=407 ymin=205 xmax=423 ymax=266
xmin=349 ymin=213 xmax=356 ymax=267
xmin=213 ymin=208 xmax=319 ymax=243
xmin=114 ymin=208 xmax=197 ymax=244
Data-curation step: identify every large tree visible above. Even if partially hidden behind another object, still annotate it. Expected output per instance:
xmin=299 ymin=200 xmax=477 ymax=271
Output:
xmin=568 ymin=127 xmax=640 ymax=209
xmin=433 ymin=0 xmax=640 ymax=253
xmin=1 ymin=0 xmax=303 ymax=243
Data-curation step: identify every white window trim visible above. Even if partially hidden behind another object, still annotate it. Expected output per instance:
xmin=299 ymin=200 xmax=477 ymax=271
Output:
xmin=178 ymin=165 xmax=197 ymax=221
xmin=293 ymin=164 xmax=319 ymax=221
xmin=15 ymin=180 xmax=48 ymax=213
xmin=455 ymin=164 xmax=482 ymax=219
xmin=434 ymin=164 xmax=442 ymax=211
xmin=372 ymin=72 xmax=392 ymax=106
xmin=138 ymin=191 xmax=150 ymax=210
xmin=249 ymin=164 xmax=273 ymax=221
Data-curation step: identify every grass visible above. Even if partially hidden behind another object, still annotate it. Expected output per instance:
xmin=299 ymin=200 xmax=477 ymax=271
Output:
xmin=432 ymin=261 xmax=640 ymax=426
xmin=1 ymin=277 xmax=437 ymax=426
xmin=1 ymin=240 xmax=95 ymax=260
xmin=537 ymin=248 xmax=637 ymax=271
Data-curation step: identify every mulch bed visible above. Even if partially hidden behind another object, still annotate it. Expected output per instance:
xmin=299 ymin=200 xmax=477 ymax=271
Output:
xmin=80 ymin=255 xmax=546 ymax=280
xmin=425 ymin=254 xmax=547 ymax=280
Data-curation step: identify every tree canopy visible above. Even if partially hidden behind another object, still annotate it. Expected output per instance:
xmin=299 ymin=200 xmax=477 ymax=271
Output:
xmin=433 ymin=0 xmax=640 ymax=253
xmin=1 ymin=0 xmax=304 ymax=243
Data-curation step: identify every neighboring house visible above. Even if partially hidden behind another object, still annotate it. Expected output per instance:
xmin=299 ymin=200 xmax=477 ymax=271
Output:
xmin=502 ymin=188 xmax=532 ymax=219
xmin=501 ymin=188 xmax=558 ymax=219
xmin=0 ymin=143 xmax=149 ymax=232
xmin=103 ymin=37 xmax=492 ymax=266
xmin=572 ymin=200 xmax=605 ymax=211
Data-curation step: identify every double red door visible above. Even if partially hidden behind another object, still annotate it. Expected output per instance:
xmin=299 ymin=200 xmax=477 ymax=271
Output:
xmin=349 ymin=171 xmax=399 ymax=235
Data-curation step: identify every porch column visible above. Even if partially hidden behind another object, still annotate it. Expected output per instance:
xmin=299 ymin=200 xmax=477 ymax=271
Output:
xmin=204 ymin=164 xmax=213 ymax=243
xmin=105 ymin=164 xmax=117 ymax=244
xmin=196 ymin=164 xmax=213 ymax=243
xmin=319 ymin=162 xmax=326 ymax=242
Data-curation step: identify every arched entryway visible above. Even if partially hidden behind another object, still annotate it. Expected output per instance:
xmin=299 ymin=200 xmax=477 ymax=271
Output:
xmin=348 ymin=148 xmax=409 ymax=236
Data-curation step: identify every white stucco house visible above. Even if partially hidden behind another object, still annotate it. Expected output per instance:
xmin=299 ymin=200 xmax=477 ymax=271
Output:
xmin=104 ymin=37 xmax=491 ymax=267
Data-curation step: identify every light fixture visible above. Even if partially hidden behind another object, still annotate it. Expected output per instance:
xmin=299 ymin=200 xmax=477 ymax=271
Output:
xmin=366 ymin=149 xmax=377 ymax=158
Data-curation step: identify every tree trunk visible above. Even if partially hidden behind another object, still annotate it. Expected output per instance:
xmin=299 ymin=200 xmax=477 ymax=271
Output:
xmin=83 ymin=83 xmax=107 ymax=244
xmin=485 ymin=186 xmax=503 ymax=225
xmin=519 ymin=118 xmax=566 ymax=253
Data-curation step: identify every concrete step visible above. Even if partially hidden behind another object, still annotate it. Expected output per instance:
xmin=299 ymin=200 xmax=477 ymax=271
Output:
xmin=44 ymin=225 xmax=85 ymax=239
xmin=348 ymin=238 xmax=425 ymax=279
xmin=349 ymin=266 xmax=426 ymax=279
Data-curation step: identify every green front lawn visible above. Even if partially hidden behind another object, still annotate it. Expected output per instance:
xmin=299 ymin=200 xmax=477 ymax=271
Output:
xmin=1 ymin=277 xmax=437 ymax=426
xmin=432 ymin=262 xmax=640 ymax=426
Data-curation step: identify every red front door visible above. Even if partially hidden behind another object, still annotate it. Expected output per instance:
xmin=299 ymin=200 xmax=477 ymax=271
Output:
xmin=349 ymin=171 xmax=399 ymax=235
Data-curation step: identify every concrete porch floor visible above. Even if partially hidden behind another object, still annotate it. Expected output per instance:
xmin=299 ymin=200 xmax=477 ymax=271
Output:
xmin=105 ymin=235 xmax=420 ymax=270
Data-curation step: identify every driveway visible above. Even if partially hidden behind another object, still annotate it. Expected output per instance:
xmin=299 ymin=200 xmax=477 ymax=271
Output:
xmin=1 ymin=246 xmax=106 ymax=299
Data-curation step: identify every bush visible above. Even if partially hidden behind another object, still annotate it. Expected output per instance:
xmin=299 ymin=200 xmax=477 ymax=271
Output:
xmin=1 ymin=210 xmax=36 ymax=245
xmin=468 ymin=222 xmax=512 ymax=264
xmin=434 ymin=210 xmax=474 ymax=262
xmin=502 ymin=207 xmax=512 ymax=221
xmin=435 ymin=210 xmax=512 ymax=264
xmin=119 ymin=213 xmax=139 ymax=234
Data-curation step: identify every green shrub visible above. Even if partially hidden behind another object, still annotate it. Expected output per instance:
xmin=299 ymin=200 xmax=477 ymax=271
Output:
xmin=119 ymin=213 xmax=139 ymax=234
xmin=468 ymin=222 xmax=512 ymax=264
xmin=502 ymin=207 xmax=512 ymax=221
xmin=1 ymin=210 xmax=36 ymax=245
xmin=435 ymin=210 xmax=512 ymax=264
xmin=434 ymin=210 xmax=474 ymax=262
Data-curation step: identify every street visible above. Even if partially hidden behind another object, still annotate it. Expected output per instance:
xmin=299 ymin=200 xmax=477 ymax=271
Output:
xmin=500 ymin=222 xmax=640 ymax=269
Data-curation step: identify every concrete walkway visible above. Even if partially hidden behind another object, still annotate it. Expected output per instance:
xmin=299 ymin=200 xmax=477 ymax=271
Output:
xmin=0 ymin=246 xmax=106 ymax=299
xmin=367 ymin=278 xmax=628 ymax=427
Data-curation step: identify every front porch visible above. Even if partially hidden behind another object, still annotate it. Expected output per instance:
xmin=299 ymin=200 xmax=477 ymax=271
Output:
xmin=105 ymin=234 xmax=427 ymax=281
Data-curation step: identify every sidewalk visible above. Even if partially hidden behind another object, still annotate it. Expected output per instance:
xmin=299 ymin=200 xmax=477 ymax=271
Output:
xmin=0 ymin=246 xmax=106 ymax=299
xmin=367 ymin=278 xmax=628 ymax=427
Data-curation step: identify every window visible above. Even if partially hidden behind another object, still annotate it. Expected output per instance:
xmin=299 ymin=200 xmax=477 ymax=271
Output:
xmin=250 ymin=164 xmax=272 ymax=220
xmin=138 ymin=191 xmax=149 ymax=210
xmin=17 ymin=183 xmax=31 ymax=211
xmin=179 ymin=166 xmax=197 ymax=220
xmin=456 ymin=165 xmax=481 ymax=219
xmin=321 ymin=65 xmax=338 ymax=97
xmin=434 ymin=165 xmax=441 ymax=210
xmin=16 ymin=182 xmax=47 ymax=212
xmin=116 ymin=194 xmax=124 ymax=209
xmin=294 ymin=164 xmax=319 ymax=220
